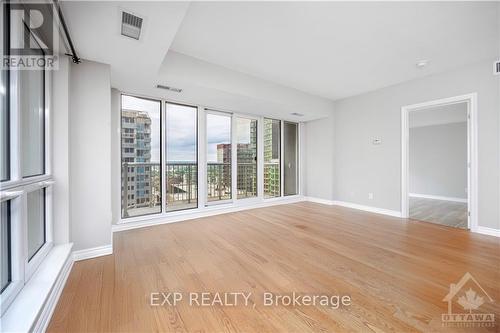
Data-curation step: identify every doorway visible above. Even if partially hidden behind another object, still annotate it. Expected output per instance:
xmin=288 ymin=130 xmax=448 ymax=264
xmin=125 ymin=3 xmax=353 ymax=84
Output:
xmin=401 ymin=94 xmax=477 ymax=231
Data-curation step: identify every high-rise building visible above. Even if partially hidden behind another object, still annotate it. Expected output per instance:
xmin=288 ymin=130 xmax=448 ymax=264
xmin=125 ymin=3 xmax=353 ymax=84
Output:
xmin=121 ymin=110 xmax=157 ymax=214
xmin=264 ymin=119 xmax=280 ymax=197
xmin=216 ymin=120 xmax=258 ymax=197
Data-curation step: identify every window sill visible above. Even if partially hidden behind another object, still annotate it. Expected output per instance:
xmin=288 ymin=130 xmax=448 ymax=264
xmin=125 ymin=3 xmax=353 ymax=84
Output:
xmin=0 ymin=243 xmax=73 ymax=333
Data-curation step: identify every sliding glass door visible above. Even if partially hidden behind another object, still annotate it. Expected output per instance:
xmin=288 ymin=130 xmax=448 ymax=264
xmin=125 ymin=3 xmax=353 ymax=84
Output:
xmin=121 ymin=95 xmax=161 ymax=218
xmin=206 ymin=112 xmax=232 ymax=203
xmin=284 ymin=122 xmax=298 ymax=196
xmin=166 ymin=103 xmax=198 ymax=211
xmin=236 ymin=118 xmax=258 ymax=199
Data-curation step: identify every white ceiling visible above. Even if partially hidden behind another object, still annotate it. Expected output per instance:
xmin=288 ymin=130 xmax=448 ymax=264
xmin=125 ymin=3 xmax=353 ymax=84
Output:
xmin=171 ymin=1 xmax=498 ymax=101
xmin=61 ymin=1 xmax=499 ymax=121
xmin=61 ymin=1 xmax=190 ymax=101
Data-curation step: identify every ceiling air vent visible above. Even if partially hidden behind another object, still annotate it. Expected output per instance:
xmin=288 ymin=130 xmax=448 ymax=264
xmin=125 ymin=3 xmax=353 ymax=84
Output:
xmin=290 ymin=112 xmax=304 ymax=117
xmin=494 ymin=60 xmax=500 ymax=76
xmin=121 ymin=11 xmax=143 ymax=40
xmin=156 ymin=84 xmax=182 ymax=93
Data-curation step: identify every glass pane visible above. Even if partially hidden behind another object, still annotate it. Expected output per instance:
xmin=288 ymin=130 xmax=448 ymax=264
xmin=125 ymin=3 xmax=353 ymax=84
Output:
xmin=207 ymin=113 xmax=232 ymax=202
xmin=284 ymin=122 xmax=298 ymax=196
xmin=27 ymin=188 xmax=46 ymax=260
xmin=0 ymin=69 xmax=8 ymax=182
xmin=1 ymin=201 xmax=11 ymax=293
xmin=20 ymin=66 xmax=45 ymax=177
xmin=166 ymin=103 xmax=197 ymax=212
xmin=0 ymin=15 xmax=8 ymax=182
xmin=264 ymin=119 xmax=281 ymax=198
xmin=236 ymin=118 xmax=257 ymax=199
xmin=121 ymin=95 xmax=162 ymax=218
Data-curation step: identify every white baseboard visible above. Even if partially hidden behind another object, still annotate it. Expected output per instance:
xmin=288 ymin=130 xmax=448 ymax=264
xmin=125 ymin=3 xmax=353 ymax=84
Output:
xmin=34 ymin=249 xmax=74 ymax=333
xmin=473 ymin=226 xmax=500 ymax=238
xmin=409 ymin=193 xmax=467 ymax=203
xmin=331 ymin=200 xmax=403 ymax=218
xmin=305 ymin=196 xmax=335 ymax=205
xmin=73 ymin=244 xmax=113 ymax=261
xmin=113 ymin=195 xmax=306 ymax=232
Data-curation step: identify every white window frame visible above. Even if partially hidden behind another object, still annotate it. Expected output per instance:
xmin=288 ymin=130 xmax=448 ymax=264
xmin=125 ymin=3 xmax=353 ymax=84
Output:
xmin=263 ymin=117 xmax=283 ymax=199
xmin=234 ymin=114 xmax=261 ymax=202
xmin=204 ymin=109 xmax=233 ymax=207
xmin=283 ymin=121 xmax=300 ymax=196
xmin=117 ymin=91 xmax=302 ymax=225
xmin=164 ymin=101 xmax=199 ymax=213
xmin=0 ymin=28 xmax=54 ymax=314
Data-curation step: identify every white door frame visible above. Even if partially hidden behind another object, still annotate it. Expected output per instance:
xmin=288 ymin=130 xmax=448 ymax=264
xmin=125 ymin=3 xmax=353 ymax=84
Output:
xmin=401 ymin=93 xmax=478 ymax=231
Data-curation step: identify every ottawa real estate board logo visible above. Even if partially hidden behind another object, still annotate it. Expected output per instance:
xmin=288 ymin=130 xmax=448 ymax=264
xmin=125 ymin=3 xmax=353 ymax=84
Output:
xmin=442 ymin=272 xmax=495 ymax=328
xmin=2 ymin=2 xmax=58 ymax=70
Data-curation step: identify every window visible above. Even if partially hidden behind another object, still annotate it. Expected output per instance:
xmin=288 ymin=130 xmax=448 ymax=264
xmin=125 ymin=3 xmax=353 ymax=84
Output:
xmin=236 ymin=118 xmax=257 ymax=199
xmin=27 ymin=189 xmax=46 ymax=260
xmin=120 ymin=95 xmax=161 ymax=218
xmin=0 ymin=68 xmax=8 ymax=182
xmin=1 ymin=201 xmax=11 ymax=293
xmin=1 ymin=4 xmax=8 ymax=182
xmin=264 ymin=118 xmax=281 ymax=198
xmin=284 ymin=122 xmax=298 ymax=196
xmin=166 ymin=103 xmax=198 ymax=211
xmin=118 ymin=97 xmax=299 ymax=220
xmin=0 ymin=19 xmax=53 ymax=314
xmin=20 ymin=68 xmax=45 ymax=177
xmin=206 ymin=113 xmax=232 ymax=203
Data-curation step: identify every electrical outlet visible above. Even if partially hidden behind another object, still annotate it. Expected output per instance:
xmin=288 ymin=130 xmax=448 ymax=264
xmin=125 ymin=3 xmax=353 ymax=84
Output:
xmin=368 ymin=193 xmax=374 ymax=200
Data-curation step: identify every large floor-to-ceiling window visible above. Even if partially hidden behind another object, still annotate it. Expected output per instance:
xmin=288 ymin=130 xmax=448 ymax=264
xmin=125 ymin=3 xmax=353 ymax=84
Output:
xmin=166 ymin=103 xmax=198 ymax=211
xmin=264 ymin=118 xmax=281 ymax=198
xmin=120 ymin=95 xmax=162 ymax=218
xmin=236 ymin=117 xmax=258 ymax=199
xmin=0 ymin=16 xmax=54 ymax=313
xmin=119 ymin=96 xmax=300 ymax=221
xmin=206 ymin=112 xmax=232 ymax=203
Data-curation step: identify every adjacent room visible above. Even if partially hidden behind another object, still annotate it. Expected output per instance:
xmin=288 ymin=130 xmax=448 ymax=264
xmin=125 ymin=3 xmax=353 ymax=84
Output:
xmin=408 ymin=102 xmax=469 ymax=229
xmin=0 ymin=1 xmax=499 ymax=332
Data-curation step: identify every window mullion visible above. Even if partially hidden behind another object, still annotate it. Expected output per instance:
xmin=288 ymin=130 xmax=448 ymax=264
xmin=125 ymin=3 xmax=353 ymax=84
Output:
xmin=198 ymin=107 xmax=206 ymax=208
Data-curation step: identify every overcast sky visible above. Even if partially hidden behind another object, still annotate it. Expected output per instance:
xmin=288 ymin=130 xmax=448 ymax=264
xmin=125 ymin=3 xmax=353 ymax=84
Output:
xmin=122 ymin=96 xmax=253 ymax=163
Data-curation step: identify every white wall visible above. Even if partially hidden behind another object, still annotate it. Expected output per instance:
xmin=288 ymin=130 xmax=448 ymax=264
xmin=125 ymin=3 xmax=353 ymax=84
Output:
xmin=333 ymin=59 xmax=499 ymax=229
xmin=304 ymin=115 xmax=335 ymax=201
xmin=305 ymin=59 xmax=499 ymax=230
xmin=69 ymin=60 xmax=112 ymax=251
xmin=52 ymin=56 xmax=71 ymax=244
xmin=409 ymin=122 xmax=467 ymax=199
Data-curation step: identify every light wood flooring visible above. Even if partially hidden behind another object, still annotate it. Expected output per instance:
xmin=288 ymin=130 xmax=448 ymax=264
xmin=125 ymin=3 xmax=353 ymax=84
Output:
xmin=48 ymin=202 xmax=499 ymax=332
xmin=410 ymin=197 xmax=468 ymax=229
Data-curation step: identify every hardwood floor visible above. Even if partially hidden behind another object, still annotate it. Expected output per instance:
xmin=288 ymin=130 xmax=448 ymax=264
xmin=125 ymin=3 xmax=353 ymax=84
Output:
xmin=48 ymin=202 xmax=500 ymax=332
xmin=410 ymin=197 xmax=468 ymax=229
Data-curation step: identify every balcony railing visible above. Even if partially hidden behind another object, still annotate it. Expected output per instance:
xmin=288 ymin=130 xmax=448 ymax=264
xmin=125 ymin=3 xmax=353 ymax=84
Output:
xmin=207 ymin=163 xmax=231 ymax=201
xmin=121 ymin=161 xmax=279 ymax=217
xmin=166 ymin=163 xmax=198 ymax=211
xmin=121 ymin=162 xmax=161 ymax=218
xmin=237 ymin=162 xmax=257 ymax=198
xmin=264 ymin=162 xmax=280 ymax=198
